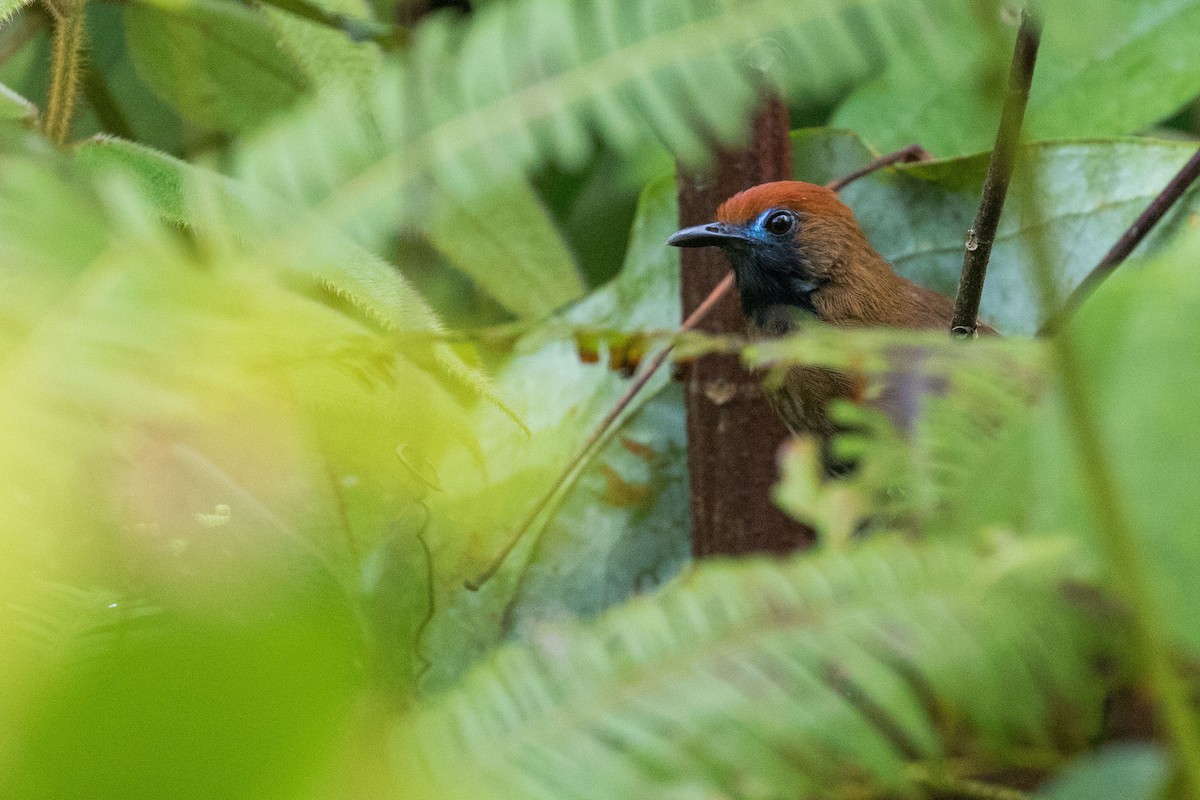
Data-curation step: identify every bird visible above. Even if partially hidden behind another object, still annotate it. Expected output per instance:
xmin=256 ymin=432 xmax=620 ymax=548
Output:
xmin=668 ymin=180 xmax=995 ymax=463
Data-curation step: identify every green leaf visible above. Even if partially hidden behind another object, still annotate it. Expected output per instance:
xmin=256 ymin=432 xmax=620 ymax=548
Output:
xmin=401 ymin=538 xmax=1109 ymax=800
xmin=225 ymin=0 xmax=973 ymax=265
xmin=1052 ymin=227 xmax=1200 ymax=654
xmin=0 ymin=0 xmax=32 ymax=25
xmin=414 ymin=173 xmax=684 ymax=693
xmin=424 ymin=180 xmax=584 ymax=319
xmin=123 ymin=0 xmax=311 ymax=133
xmin=833 ymin=0 xmax=1200 ymax=157
xmin=823 ymin=133 xmax=1200 ymax=334
xmin=0 ymin=80 xmax=35 ymax=125
xmin=1039 ymin=743 xmax=1170 ymax=800
xmin=261 ymin=0 xmax=381 ymax=96
xmin=75 ymin=136 xmax=442 ymax=330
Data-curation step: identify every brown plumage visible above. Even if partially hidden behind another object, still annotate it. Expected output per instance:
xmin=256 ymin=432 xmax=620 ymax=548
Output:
xmin=670 ymin=180 xmax=995 ymax=453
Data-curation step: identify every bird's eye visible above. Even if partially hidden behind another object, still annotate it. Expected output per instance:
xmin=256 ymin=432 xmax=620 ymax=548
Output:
xmin=764 ymin=211 xmax=795 ymax=236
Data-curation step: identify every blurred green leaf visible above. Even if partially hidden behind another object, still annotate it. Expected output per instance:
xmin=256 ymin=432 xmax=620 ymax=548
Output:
xmin=1050 ymin=228 xmax=1200 ymax=654
xmin=834 ymin=0 xmax=1200 ymax=157
xmin=262 ymin=0 xmax=381 ymax=96
xmin=415 ymin=173 xmax=682 ymax=692
xmin=424 ymin=180 xmax=584 ymax=319
xmin=0 ymin=80 xmax=35 ymax=124
xmin=86 ymin=4 xmax=184 ymax=151
xmin=1039 ymin=743 xmax=1169 ymax=800
xmin=225 ymin=0 xmax=976 ymax=266
xmin=402 ymin=538 xmax=1108 ymax=800
xmin=123 ymin=0 xmax=310 ymax=133
xmin=0 ymin=0 xmax=32 ymax=25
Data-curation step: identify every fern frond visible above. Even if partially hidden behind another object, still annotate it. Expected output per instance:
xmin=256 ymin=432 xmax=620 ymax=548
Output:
xmin=6 ymin=582 xmax=162 ymax=670
xmin=402 ymin=538 xmax=1111 ymax=800
xmin=230 ymin=0 xmax=975 ymax=252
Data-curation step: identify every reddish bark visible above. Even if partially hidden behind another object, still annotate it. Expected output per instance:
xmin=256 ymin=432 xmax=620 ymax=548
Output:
xmin=677 ymin=99 xmax=814 ymax=557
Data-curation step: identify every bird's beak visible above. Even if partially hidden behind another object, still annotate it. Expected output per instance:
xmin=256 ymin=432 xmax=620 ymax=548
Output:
xmin=667 ymin=222 xmax=752 ymax=248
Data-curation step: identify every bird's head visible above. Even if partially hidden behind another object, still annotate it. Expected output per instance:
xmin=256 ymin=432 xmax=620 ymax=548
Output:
xmin=668 ymin=181 xmax=891 ymax=326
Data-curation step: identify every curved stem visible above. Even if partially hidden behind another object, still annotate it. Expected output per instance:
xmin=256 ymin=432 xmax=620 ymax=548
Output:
xmin=42 ymin=2 xmax=87 ymax=146
xmin=1018 ymin=171 xmax=1200 ymax=799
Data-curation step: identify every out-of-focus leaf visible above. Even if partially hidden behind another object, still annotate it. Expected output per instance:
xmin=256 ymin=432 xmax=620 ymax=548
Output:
xmin=833 ymin=0 xmax=1200 ymax=157
xmin=0 ymin=138 xmax=476 ymax=799
xmin=0 ymin=81 xmax=35 ymax=124
xmin=414 ymin=173 xmax=683 ymax=692
xmin=0 ymin=0 xmax=31 ymax=25
xmin=86 ymin=4 xmax=184 ymax=151
xmin=1046 ymin=228 xmax=1200 ymax=654
xmin=123 ymin=0 xmax=310 ymax=133
xmin=262 ymin=0 xmax=381 ymax=96
xmin=1038 ymin=743 xmax=1169 ymax=800
xmin=424 ymin=180 xmax=584 ymax=319
xmin=825 ymin=133 xmax=1200 ymax=334
xmin=225 ymin=0 xmax=978 ymax=275
xmin=401 ymin=538 xmax=1108 ymax=800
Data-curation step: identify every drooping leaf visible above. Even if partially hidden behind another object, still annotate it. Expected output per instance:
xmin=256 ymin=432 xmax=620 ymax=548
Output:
xmin=401 ymin=538 xmax=1110 ymax=800
xmin=123 ymin=0 xmax=311 ymax=133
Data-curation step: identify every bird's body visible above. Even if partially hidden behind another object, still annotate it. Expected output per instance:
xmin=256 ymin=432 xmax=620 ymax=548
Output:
xmin=669 ymin=180 xmax=994 ymax=447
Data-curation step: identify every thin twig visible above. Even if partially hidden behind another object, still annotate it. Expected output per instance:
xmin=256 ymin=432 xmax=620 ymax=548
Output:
xmin=950 ymin=10 xmax=1041 ymax=337
xmin=465 ymin=273 xmax=734 ymax=590
xmin=42 ymin=3 xmax=87 ymax=146
xmin=1017 ymin=170 xmax=1200 ymax=800
xmin=252 ymin=0 xmax=410 ymax=49
xmin=465 ymin=146 xmax=936 ymax=589
xmin=1043 ymin=144 xmax=1200 ymax=333
xmin=825 ymin=144 xmax=933 ymax=193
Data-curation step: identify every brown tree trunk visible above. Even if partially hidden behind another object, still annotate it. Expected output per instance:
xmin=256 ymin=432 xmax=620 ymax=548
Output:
xmin=677 ymin=99 xmax=814 ymax=557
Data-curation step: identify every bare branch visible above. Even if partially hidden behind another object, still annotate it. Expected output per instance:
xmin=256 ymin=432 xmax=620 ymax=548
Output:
xmin=950 ymin=10 xmax=1041 ymax=337
xmin=825 ymin=144 xmax=933 ymax=193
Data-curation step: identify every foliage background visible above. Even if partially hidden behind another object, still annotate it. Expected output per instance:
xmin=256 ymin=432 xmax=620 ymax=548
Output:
xmin=1 ymin=0 xmax=1199 ymax=798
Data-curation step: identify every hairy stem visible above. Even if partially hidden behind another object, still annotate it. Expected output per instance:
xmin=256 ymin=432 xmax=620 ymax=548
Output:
xmin=42 ymin=2 xmax=86 ymax=146
xmin=1042 ymin=144 xmax=1200 ymax=333
xmin=1018 ymin=172 xmax=1200 ymax=799
xmin=950 ymin=10 xmax=1041 ymax=337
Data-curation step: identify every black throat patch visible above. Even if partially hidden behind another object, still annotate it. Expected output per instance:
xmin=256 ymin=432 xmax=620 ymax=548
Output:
xmin=724 ymin=239 xmax=819 ymax=328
